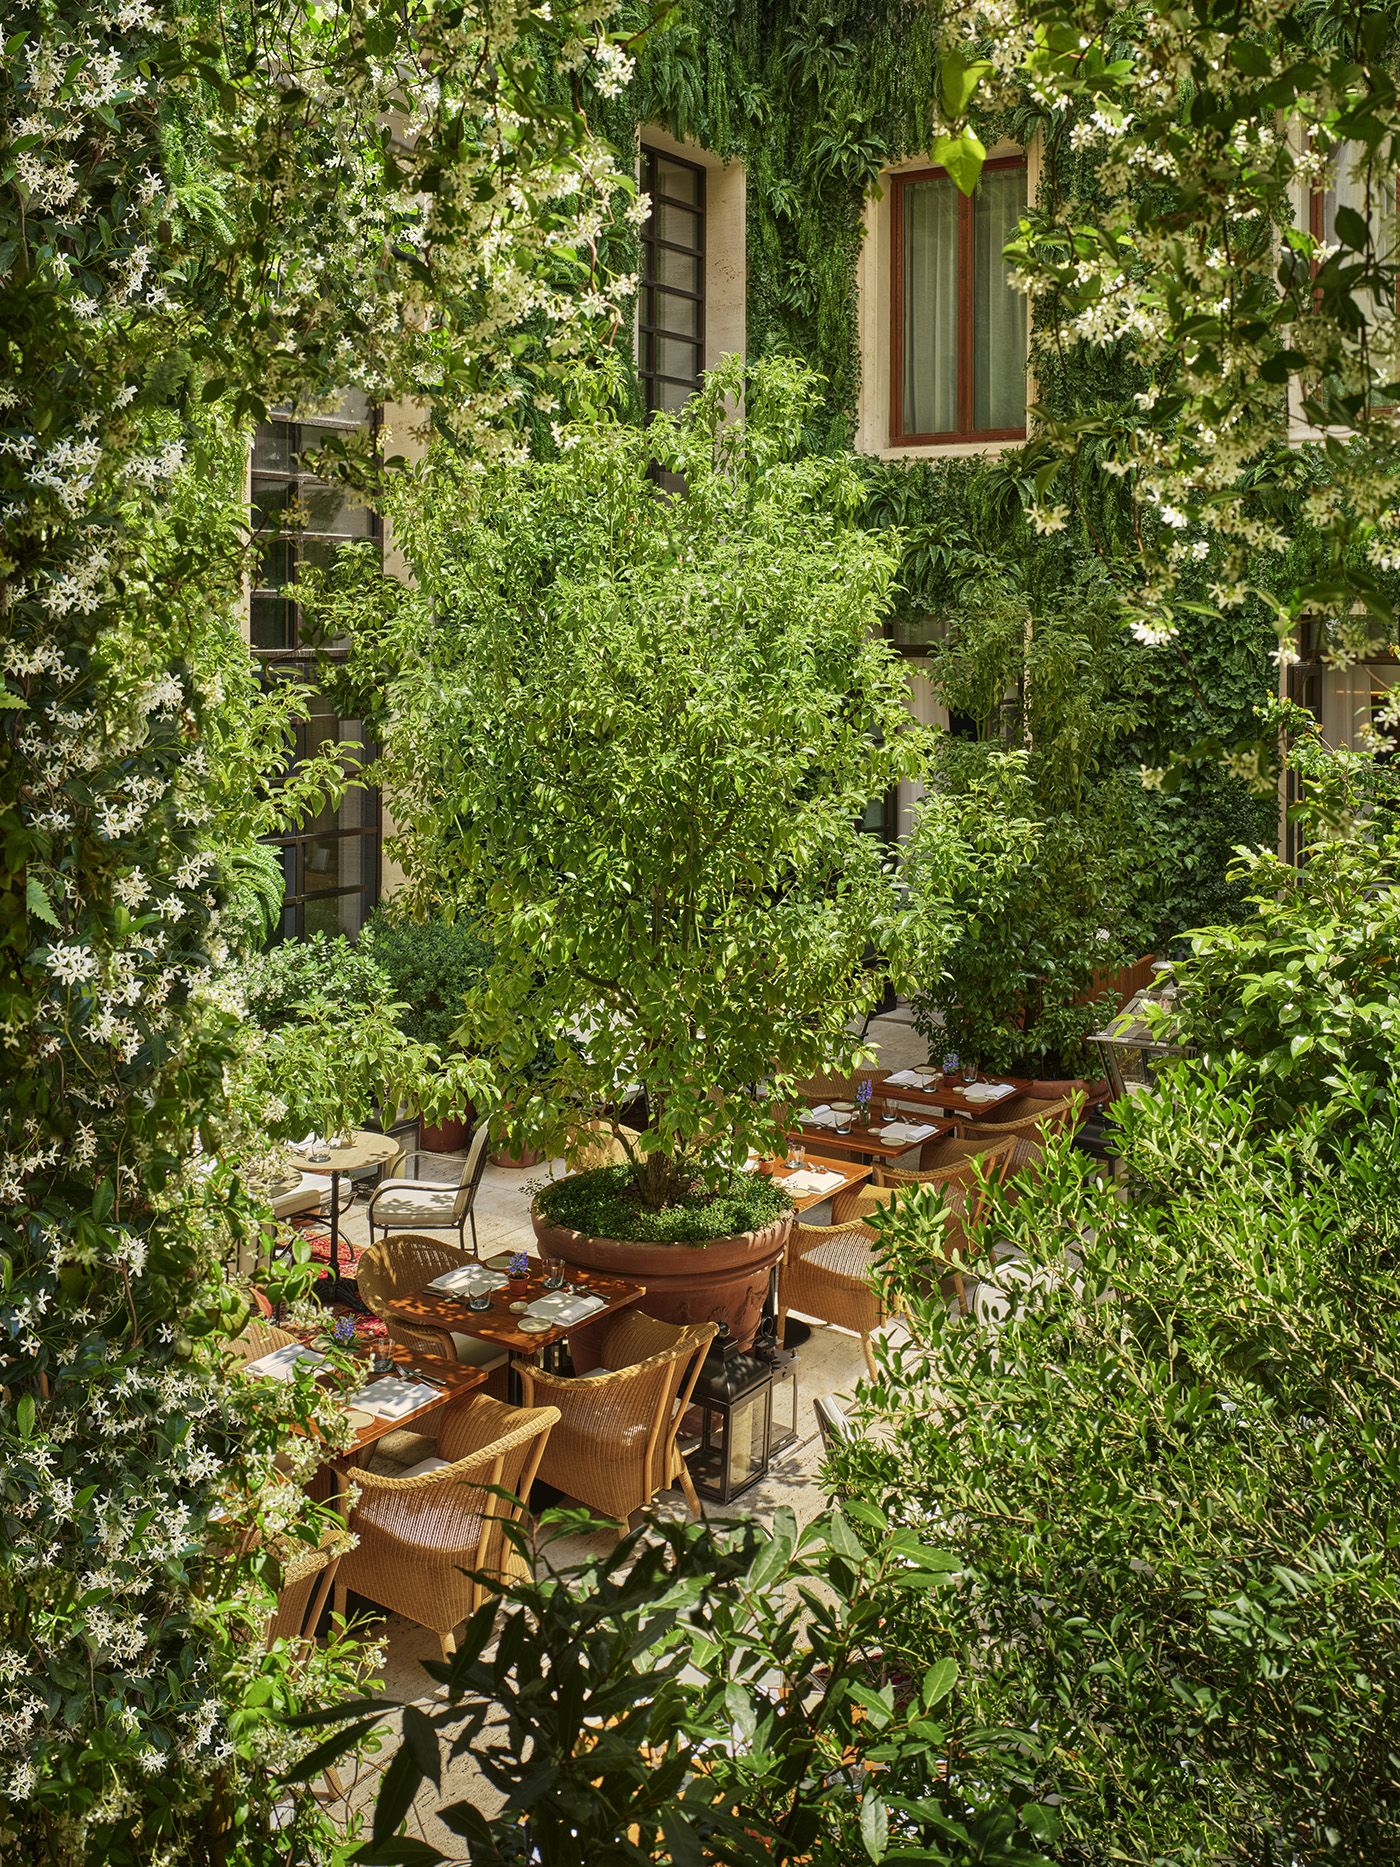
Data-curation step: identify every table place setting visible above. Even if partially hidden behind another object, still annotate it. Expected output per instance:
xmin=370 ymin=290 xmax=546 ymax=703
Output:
xmin=801 ymin=1103 xmax=855 ymax=1129
xmin=961 ymin=1082 xmax=1015 ymax=1104
xmin=523 ymin=1289 xmax=609 ymax=1330
xmin=883 ymin=1068 xmax=942 ymax=1089
xmin=876 ymin=1119 xmax=939 ymax=1144
xmin=782 ymin=1166 xmax=849 ymax=1196
xmin=243 ymin=1342 xmax=327 ymax=1382
xmin=345 ymin=1375 xmax=447 ymax=1421
xmin=426 ymin=1263 xmax=509 ymax=1299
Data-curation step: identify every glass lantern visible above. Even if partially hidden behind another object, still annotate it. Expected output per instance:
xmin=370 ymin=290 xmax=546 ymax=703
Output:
xmin=1092 ymin=969 xmax=1198 ymax=1102
xmin=689 ymin=1351 xmax=774 ymax=1504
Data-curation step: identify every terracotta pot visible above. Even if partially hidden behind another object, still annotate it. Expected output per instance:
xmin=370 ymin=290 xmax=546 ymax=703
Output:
xmin=421 ymin=1109 xmax=473 ymax=1154
xmin=491 ymin=1145 xmax=543 ymax=1169
xmin=532 ymin=1195 xmax=794 ymax=1352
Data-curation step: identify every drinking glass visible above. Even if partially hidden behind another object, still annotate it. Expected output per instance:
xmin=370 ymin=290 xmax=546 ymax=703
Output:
xmin=468 ymin=1289 xmax=492 ymax=1311
xmin=543 ymin=1257 xmax=565 ymax=1290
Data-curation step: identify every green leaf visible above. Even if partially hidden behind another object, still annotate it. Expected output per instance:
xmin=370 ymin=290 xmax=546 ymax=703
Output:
xmin=932 ymin=131 xmax=986 ymax=196
xmin=0 ymin=687 xmax=25 ymax=711
xmin=17 ymin=1395 xmax=35 ymax=1439
xmin=860 ymin=1790 xmax=889 ymax=1860
xmin=26 ymin=878 xmax=59 ymax=928
xmin=940 ymin=50 xmax=993 ymax=118
xmin=921 ymin=1658 xmax=958 ymax=1708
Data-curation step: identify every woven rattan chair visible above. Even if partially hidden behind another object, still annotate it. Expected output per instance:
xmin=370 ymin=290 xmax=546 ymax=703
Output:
xmin=778 ymin=1220 xmax=900 ymax=1379
xmin=366 ymin=1120 xmax=492 ymax=1255
xmin=514 ymin=1312 xmax=716 ymax=1536
xmin=817 ymin=1145 xmax=1018 ymax=1326
xmin=920 ymin=1092 xmax=1081 ymax=1168
xmin=332 ymin=1395 xmax=559 ymax=1659
xmin=229 ymin=1315 xmax=300 ymax=1364
xmin=355 ymin=1234 xmax=508 ymax=1379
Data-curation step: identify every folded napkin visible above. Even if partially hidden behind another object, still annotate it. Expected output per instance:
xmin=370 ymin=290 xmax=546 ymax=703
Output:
xmin=347 ymin=1376 xmax=443 ymax=1421
xmin=524 ymin=1291 xmax=608 ymax=1327
xmin=426 ymin=1264 xmax=509 ymax=1298
xmin=244 ymin=1343 xmax=326 ymax=1382
xmin=801 ymin=1105 xmax=847 ymax=1129
xmin=963 ymin=1083 xmax=1014 ymax=1103
xmin=884 ymin=1069 xmax=938 ymax=1089
xmin=878 ymin=1121 xmax=938 ymax=1144
xmin=783 ymin=1167 xmax=848 ymax=1196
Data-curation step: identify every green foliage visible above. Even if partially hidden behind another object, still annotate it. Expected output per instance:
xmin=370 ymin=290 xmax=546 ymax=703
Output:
xmin=1168 ymin=814 xmax=1400 ymax=1139
xmin=243 ymin=931 xmax=392 ymax=1030
xmin=904 ymin=748 xmax=1141 ymax=1076
xmin=534 ymin=1159 xmax=792 ymax=1243
xmin=334 ymin=357 xmax=942 ymax=1210
xmin=325 ymin=1505 xmax=1059 ymax=1865
xmin=361 ymin=908 xmax=494 ymax=1051
xmin=842 ymin=1072 xmax=1400 ymax=1861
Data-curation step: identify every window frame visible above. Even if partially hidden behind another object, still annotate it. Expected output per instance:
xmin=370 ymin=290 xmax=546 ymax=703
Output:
xmin=889 ymin=155 xmax=1028 ymax=448
xmin=639 ymin=144 xmax=706 ymax=416
xmin=250 ymin=404 xmax=384 ymax=942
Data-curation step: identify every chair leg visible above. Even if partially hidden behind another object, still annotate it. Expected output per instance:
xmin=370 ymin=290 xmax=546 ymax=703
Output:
xmin=676 ymin=1464 xmax=702 ymax=1518
xmin=469 ymin=1208 xmax=479 ymax=1260
xmin=862 ymin=1334 xmax=879 ymax=1381
xmin=438 ymin=1629 xmax=457 ymax=1662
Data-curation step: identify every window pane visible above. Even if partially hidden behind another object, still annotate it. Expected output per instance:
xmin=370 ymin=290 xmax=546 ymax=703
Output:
xmin=972 ymin=167 xmax=1027 ymax=432
xmin=1321 ymin=143 xmax=1397 ymax=322
xmin=658 ymin=336 xmax=701 ymax=378
xmin=656 ymin=378 xmax=693 ymax=411
xmin=654 ymin=247 xmax=700 ymax=293
xmin=301 ymin=482 xmax=375 ymax=537
xmin=902 ymin=176 xmax=958 ymax=436
xmin=253 ymin=422 xmax=294 ymax=471
xmin=655 ymin=157 xmax=700 ymax=205
xmin=251 ymin=596 xmax=295 ymax=650
xmin=652 ymin=289 xmax=700 ymax=336
xmin=655 ymin=201 xmax=701 ymax=249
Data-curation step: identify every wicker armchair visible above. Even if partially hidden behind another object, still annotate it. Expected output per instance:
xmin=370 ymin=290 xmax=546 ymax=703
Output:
xmin=356 ymin=1233 xmax=509 ymax=1377
xmin=778 ymin=1219 xmax=896 ymax=1379
xmin=230 ymin=1316 xmax=299 ymax=1364
xmin=332 ymin=1395 xmax=559 ymax=1659
xmin=921 ymin=1092 xmax=1081 ymax=1168
xmin=515 ymin=1312 xmax=717 ymax=1535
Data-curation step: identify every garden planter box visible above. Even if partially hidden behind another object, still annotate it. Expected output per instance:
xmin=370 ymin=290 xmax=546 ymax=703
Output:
xmin=531 ymin=1201 xmax=793 ymax=1352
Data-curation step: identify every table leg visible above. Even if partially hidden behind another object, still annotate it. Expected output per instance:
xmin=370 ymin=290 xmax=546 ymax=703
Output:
xmin=315 ymin=1169 xmax=371 ymax=1314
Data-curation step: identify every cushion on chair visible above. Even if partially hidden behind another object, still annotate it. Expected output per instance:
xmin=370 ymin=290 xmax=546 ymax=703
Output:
xmin=446 ymin=1332 xmax=511 ymax=1371
xmin=396 ymin=1454 xmax=453 ymax=1480
xmin=368 ymin=1188 xmax=460 ymax=1228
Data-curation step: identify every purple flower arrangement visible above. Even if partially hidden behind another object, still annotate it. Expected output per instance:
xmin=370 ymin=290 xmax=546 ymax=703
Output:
xmin=508 ymin=1250 xmax=531 ymax=1281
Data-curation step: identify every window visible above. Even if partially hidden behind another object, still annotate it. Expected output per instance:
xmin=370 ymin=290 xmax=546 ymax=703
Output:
xmin=639 ymin=147 xmax=705 ymax=415
xmin=891 ymin=159 xmax=1027 ymax=445
xmin=250 ymin=393 xmax=382 ymax=941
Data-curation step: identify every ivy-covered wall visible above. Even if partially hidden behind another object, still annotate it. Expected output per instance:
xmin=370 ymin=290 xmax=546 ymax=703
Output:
xmin=616 ymin=0 xmax=1280 ymax=961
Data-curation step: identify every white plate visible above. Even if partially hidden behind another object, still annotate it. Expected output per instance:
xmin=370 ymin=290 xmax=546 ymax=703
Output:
xmin=518 ymin=1317 xmax=551 ymax=1333
xmin=345 ymin=1408 xmax=375 ymax=1431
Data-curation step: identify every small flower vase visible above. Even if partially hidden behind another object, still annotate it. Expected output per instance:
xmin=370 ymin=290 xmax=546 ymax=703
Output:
xmin=508 ymin=1277 xmax=530 ymax=1300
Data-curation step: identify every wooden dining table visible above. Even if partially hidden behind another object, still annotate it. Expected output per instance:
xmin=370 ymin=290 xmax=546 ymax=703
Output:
xmin=752 ymin=1151 xmax=874 ymax=1211
xmin=786 ymin=1115 xmax=957 ymax=1165
xmin=384 ymin=1263 xmax=648 ymax=1395
xmin=878 ymin=1076 xmax=1031 ymax=1123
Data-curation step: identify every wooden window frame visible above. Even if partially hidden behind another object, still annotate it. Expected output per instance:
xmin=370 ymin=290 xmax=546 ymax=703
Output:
xmin=889 ymin=156 xmax=1028 ymax=447
xmin=639 ymin=146 xmax=706 ymax=417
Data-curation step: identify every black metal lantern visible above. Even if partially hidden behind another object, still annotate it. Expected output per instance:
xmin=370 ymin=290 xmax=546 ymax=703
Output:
xmin=688 ymin=1339 xmax=775 ymax=1504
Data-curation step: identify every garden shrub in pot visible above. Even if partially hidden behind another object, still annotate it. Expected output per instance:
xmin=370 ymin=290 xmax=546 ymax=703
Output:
xmin=330 ymin=357 xmax=948 ymax=1337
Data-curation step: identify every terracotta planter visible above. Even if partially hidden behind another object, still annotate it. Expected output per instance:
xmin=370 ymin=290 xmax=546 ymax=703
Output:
xmin=491 ymin=1145 xmax=543 ymax=1169
xmin=421 ymin=1109 xmax=473 ymax=1154
xmin=532 ymin=1196 xmax=794 ymax=1352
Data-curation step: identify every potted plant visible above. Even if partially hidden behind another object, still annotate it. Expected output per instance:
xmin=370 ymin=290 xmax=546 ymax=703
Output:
xmin=340 ymin=359 xmax=940 ymax=1344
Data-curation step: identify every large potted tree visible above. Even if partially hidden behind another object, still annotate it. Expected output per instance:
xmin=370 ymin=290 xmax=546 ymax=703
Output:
xmin=336 ymin=358 xmax=939 ymax=1344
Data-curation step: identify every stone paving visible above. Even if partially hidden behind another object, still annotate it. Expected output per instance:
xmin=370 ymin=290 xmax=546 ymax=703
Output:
xmin=316 ymin=1007 xmax=934 ymax=1851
